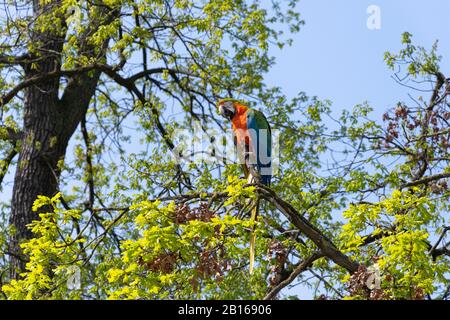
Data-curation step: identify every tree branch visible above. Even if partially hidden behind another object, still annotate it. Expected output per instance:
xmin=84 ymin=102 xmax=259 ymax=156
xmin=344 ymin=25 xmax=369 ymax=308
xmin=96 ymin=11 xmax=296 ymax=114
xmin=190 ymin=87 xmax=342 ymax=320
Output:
xmin=127 ymin=67 xmax=193 ymax=83
xmin=80 ymin=115 xmax=95 ymax=209
xmin=90 ymin=184 xmax=360 ymax=273
xmin=401 ymin=172 xmax=450 ymax=189
xmin=0 ymin=125 xmax=23 ymax=143
xmin=0 ymin=53 xmax=48 ymax=67
xmin=0 ymin=64 xmax=98 ymax=108
xmin=256 ymin=185 xmax=360 ymax=273
xmin=0 ymin=147 xmax=17 ymax=187
xmin=264 ymin=252 xmax=323 ymax=300
xmin=430 ymin=226 xmax=450 ymax=260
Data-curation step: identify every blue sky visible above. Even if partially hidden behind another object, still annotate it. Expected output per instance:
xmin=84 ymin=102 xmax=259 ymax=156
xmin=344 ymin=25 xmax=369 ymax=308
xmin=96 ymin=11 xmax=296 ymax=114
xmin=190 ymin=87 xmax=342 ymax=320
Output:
xmin=267 ymin=0 xmax=450 ymax=120
xmin=267 ymin=0 xmax=450 ymax=298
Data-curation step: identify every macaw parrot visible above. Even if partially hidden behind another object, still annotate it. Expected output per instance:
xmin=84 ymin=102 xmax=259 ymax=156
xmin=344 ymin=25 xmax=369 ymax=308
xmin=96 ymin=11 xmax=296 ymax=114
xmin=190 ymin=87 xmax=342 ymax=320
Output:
xmin=217 ymin=98 xmax=272 ymax=274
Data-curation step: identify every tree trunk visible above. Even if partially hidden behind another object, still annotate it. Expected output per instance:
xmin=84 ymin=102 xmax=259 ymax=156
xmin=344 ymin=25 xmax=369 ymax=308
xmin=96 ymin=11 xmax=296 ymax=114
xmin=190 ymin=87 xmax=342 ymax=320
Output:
xmin=9 ymin=69 xmax=65 ymax=277
xmin=8 ymin=0 xmax=65 ymax=277
xmin=8 ymin=1 xmax=105 ymax=279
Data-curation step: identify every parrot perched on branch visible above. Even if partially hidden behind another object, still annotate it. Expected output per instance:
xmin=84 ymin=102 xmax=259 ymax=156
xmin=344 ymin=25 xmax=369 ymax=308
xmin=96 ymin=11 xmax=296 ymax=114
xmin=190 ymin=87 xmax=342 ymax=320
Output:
xmin=217 ymin=98 xmax=272 ymax=274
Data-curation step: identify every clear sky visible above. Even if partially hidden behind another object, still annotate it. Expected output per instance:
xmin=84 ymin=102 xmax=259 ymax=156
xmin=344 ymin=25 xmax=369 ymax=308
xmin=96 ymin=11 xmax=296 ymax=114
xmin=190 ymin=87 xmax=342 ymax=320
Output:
xmin=267 ymin=0 xmax=450 ymax=120
xmin=266 ymin=0 xmax=450 ymax=298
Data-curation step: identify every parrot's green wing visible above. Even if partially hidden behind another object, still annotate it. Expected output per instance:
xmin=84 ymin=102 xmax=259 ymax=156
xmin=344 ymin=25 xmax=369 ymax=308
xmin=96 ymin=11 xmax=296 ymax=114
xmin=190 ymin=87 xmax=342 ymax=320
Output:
xmin=246 ymin=108 xmax=272 ymax=186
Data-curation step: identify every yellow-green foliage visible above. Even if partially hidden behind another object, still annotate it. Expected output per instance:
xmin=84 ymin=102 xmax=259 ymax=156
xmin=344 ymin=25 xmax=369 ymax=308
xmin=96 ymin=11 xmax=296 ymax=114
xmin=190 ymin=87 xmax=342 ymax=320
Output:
xmin=3 ymin=193 xmax=86 ymax=299
xmin=107 ymin=200 xmax=257 ymax=299
xmin=2 ymin=183 xmax=271 ymax=300
xmin=340 ymin=188 xmax=447 ymax=299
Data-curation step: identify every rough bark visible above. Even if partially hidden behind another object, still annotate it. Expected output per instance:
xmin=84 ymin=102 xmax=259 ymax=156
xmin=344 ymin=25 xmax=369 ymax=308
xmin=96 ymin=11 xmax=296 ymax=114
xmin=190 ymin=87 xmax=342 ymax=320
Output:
xmin=8 ymin=0 xmax=65 ymax=277
xmin=8 ymin=1 xmax=105 ymax=278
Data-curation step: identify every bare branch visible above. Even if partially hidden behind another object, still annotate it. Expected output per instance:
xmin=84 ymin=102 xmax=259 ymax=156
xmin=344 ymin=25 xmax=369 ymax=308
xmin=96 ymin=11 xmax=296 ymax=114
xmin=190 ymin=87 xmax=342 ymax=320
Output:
xmin=256 ymin=185 xmax=360 ymax=273
xmin=430 ymin=226 xmax=450 ymax=260
xmin=0 ymin=147 xmax=17 ymax=187
xmin=401 ymin=172 xmax=450 ymax=189
xmin=264 ymin=252 xmax=323 ymax=300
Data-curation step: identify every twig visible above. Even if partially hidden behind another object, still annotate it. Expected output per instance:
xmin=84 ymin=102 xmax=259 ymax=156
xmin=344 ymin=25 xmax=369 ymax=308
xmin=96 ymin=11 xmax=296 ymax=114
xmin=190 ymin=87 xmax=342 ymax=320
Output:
xmin=264 ymin=252 xmax=323 ymax=300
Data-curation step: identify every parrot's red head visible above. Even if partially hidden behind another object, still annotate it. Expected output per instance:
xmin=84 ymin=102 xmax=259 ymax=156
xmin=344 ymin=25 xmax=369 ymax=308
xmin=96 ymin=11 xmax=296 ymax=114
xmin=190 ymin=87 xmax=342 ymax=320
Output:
xmin=217 ymin=98 xmax=248 ymax=120
xmin=217 ymin=99 xmax=236 ymax=120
